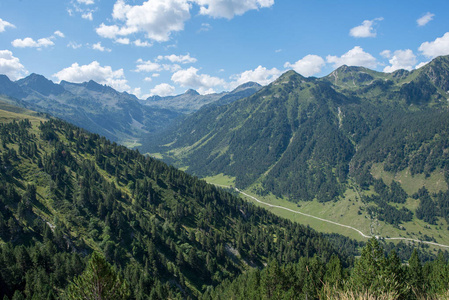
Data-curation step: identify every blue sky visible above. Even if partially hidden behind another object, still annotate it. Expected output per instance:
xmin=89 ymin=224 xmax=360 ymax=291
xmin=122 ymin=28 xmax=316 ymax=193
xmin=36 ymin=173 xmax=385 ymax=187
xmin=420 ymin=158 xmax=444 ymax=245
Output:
xmin=0 ymin=0 xmax=448 ymax=98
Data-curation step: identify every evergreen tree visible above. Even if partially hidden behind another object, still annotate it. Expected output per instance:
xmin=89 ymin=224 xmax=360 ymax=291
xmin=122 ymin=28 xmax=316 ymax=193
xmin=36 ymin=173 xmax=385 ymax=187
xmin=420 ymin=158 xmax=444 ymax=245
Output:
xmin=65 ymin=252 xmax=130 ymax=300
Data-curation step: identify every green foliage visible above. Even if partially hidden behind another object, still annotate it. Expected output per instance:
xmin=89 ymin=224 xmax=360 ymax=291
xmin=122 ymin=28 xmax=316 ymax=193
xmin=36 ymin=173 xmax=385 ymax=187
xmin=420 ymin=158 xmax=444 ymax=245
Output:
xmin=65 ymin=252 xmax=129 ymax=300
xmin=143 ymin=56 xmax=449 ymax=210
xmin=0 ymin=117 xmax=358 ymax=298
xmin=206 ymin=237 xmax=449 ymax=299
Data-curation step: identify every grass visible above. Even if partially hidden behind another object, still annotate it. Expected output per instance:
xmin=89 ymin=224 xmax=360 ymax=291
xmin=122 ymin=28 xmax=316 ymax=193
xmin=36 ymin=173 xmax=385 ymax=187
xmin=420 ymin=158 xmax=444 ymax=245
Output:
xmin=203 ymin=173 xmax=236 ymax=187
xmin=371 ymin=163 xmax=448 ymax=194
xmin=0 ymin=108 xmax=46 ymax=125
xmin=211 ymin=177 xmax=449 ymax=251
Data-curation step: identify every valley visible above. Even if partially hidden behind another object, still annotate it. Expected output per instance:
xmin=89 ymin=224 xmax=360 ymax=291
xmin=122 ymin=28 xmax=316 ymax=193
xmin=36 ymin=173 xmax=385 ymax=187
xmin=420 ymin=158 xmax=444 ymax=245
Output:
xmin=2 ymin=1 xmax=449 ymax=298
xmin=145 ymin=55 xmax=449 ymax=251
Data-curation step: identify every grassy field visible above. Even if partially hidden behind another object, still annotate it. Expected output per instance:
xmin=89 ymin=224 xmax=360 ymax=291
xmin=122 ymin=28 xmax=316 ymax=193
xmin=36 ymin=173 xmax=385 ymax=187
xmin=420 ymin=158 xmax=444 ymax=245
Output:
xmin=203 ymin=173 xmax=236 ymax=187
xmin=203 ymin=174 xmax=449 ymax=252
xmin=371 ymin=163 xmax=448 ymax=194
xmin=0 ymin=108 xmax=47 ymax=125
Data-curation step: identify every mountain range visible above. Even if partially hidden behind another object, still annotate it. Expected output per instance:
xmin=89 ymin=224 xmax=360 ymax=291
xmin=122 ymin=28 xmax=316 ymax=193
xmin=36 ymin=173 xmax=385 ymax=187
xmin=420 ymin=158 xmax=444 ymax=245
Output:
xmin=0 ymin=74 xmax=260 ymax=146
xmin=2 ymin=56 xmax=449 ymax=298
xmin=141 ymin=55 xmax=449 ymax=245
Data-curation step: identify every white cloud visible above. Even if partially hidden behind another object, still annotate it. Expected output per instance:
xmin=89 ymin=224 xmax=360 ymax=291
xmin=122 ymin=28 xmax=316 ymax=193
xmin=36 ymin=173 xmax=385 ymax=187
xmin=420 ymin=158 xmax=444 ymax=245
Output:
xmin=53 ymin=61 xmax=130 ymax=91
xmin=171 ymin=67 xmax=225 ymax=91
xmin=229 ymin=65 xmax=281 ymax=88
xmin=419 ymin=32 xmax=449 ymax=58
xmin=0 ymin=50 xmax=28 ymax=80
xmin=67 ymin=41 xmax=82 ymax=49
xmin=150 ymin=83 xmax=175 ymax=96
xmin=54 ymin=30 xmax=65 ymax=38
xmin=417 ymin=12 xmax=434 ymax=27
xmin=12 ymin=37 xmax=55 ymax=48
xmin=92 ymin=42 xmax=111 ymax=52
xmin=194 ymin=0 xmax=274 ymax=19
xmin=82 ymin=12 xmax=93 ymax=20
xmin=198 ymin=23 xmax=212 ymax=32
xmin=380 ymin=50 xmax=391 ymax=58
xmin=99 ymin=0 xmax=191 ymax=42
xmin=96 ymin=24 xmax=136 ymax=40
xmin=134 ymin=39 xmax=152 ymax=47
xmin=0 ymin=18 xmax=15 ymax=33
xmin=326 ymin=46 xmax=378 ymax=69
xmin=156 ymin=53 xmax=197 ymax=64
xmin=383 ymin=49 xmax=417 ymax=73
xmin=284 ymin=54 xmax=325 ymax=77
xmin=152 ymin=73 xmax=160 ymax=77
xmin=77 ymin=0 xmax=94 ymax=4
xmin=349 ymin=18 xmax=383 ymax=38
xmin=112 ymin=0 xmax=131 ymax=20
xmin=144 ymin=77 xmax=152 ymax=82
xmin=135 ymin=59 xmax=162 ymax=72
xmin=415 ymin=61 xmax=430 ymax=69
xmin=115 ymin=38 xmax=130 ymax=45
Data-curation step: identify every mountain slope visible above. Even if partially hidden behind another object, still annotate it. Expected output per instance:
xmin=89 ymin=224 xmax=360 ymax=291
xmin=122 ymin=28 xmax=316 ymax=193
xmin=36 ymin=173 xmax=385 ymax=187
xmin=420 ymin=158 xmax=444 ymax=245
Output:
xmin=141 ymin=55 xmax=449 ymax=244
xmin=0 ymin=109 xmax=362 ymax=298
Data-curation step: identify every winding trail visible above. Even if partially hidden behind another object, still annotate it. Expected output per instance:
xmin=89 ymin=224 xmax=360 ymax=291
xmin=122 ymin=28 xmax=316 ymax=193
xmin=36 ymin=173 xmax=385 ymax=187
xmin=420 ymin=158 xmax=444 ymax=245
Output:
xmin=212 ymin=183 xmax=449 ymax=249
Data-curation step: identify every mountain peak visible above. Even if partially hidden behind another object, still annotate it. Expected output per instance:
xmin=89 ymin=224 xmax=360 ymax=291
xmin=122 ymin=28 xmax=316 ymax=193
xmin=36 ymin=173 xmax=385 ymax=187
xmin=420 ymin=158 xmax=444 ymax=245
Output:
xmin=184 ymin=89 xmax=200 ymax=96
xmin=17 ymin=73 xmax=65 ymax=96
xmin=275 ymin=70 xmax=306 ymax=83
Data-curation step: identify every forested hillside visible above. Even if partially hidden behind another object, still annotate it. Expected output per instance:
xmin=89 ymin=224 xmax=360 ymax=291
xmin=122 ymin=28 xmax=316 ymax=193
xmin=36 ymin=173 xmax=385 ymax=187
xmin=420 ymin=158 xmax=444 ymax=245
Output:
xmin=143 ymin=55 xmax=449 ymax=202
xmin=141 ymin=55 xmax=449 ymax=244
xmin=0 ymin=109 xmax=364 ymax=299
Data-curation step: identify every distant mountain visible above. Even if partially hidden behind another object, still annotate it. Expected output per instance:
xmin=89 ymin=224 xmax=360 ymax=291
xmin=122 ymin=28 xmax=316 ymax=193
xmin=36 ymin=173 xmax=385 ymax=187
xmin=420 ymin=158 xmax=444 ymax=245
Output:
xmin=0 ymin=74 xmax=260 ymax=145
xmin=141 ymin=82 xmax=262 ymax=114
xmin=141 ymin=55 xmax=449 ymax=236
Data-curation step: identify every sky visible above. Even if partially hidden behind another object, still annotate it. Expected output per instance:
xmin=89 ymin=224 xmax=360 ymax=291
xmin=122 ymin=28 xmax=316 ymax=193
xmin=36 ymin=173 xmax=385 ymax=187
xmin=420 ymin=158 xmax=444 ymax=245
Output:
xmin=0 ymin=0 xmax=449 ymax=99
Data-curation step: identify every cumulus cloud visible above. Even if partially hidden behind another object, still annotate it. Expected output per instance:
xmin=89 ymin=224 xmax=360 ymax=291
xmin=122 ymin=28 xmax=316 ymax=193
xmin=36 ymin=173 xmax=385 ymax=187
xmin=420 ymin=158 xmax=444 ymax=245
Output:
xmin=54 ymin=31 xmax=65 ymax=38
xmin=326 ymin=46 xmax=378 ymax=69
xmin=11 ymin=31 xmax=65 ymax=49
xmin=99 ymin=0 xmax=191 ymax=43
xmin=172 ymin=67 xmax=225 ymax=93
xmin=82 ymin=12 xmax=93 ymax=20
xmin=135 ymin=59 xmax=162 ymax=72
xmin=115 ymin=38 xmax=130 ymax=45
xmin=229 ymin=65 xmax=281 ymax=88
xmin=194 ymin=0 xmax=274 ymax=19
xmin=383 ymin=49 xmax=417 ymax=73
xmin=380 ymin=50 xmax=391 ymax=58
xmin=0 ymin=18 xmax=15 ymax=33
xmin=156 ymin=53 xmax=197 ymax=64
xmin=12 ymin=37 xmax=55 ymax=48
xmin=53 ymin=61 xmax=130 ymax=91
xmin=419 ymin=32 xmax=449 ymax=58
xmin=92 ymin=42 xmax=111 ymax=52
xmin=144 ymin=77 xmax=153 ymax=82
xmin=284 ymin=55 xmax=325 ymax=77
xmin=417 ymin=12 xmax=434 ymax=27
xmin=134 ymin=39 xmax=152 ymax=47
xmin=150 ymin=83 xmax=175 ymax=96
xmin=349 ymin=18 xmax=383 ymax=38
xmin=0 ymin=50 xmax=28 ymax=80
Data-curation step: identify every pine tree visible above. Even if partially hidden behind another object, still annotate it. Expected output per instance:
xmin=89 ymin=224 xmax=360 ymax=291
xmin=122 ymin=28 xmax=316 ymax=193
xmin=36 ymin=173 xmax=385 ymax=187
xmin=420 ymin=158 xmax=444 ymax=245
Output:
xmin=65 ymin=252 xmax=130 ymax=300
xmin=408 ymin=248 xmax=423 ymax=294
